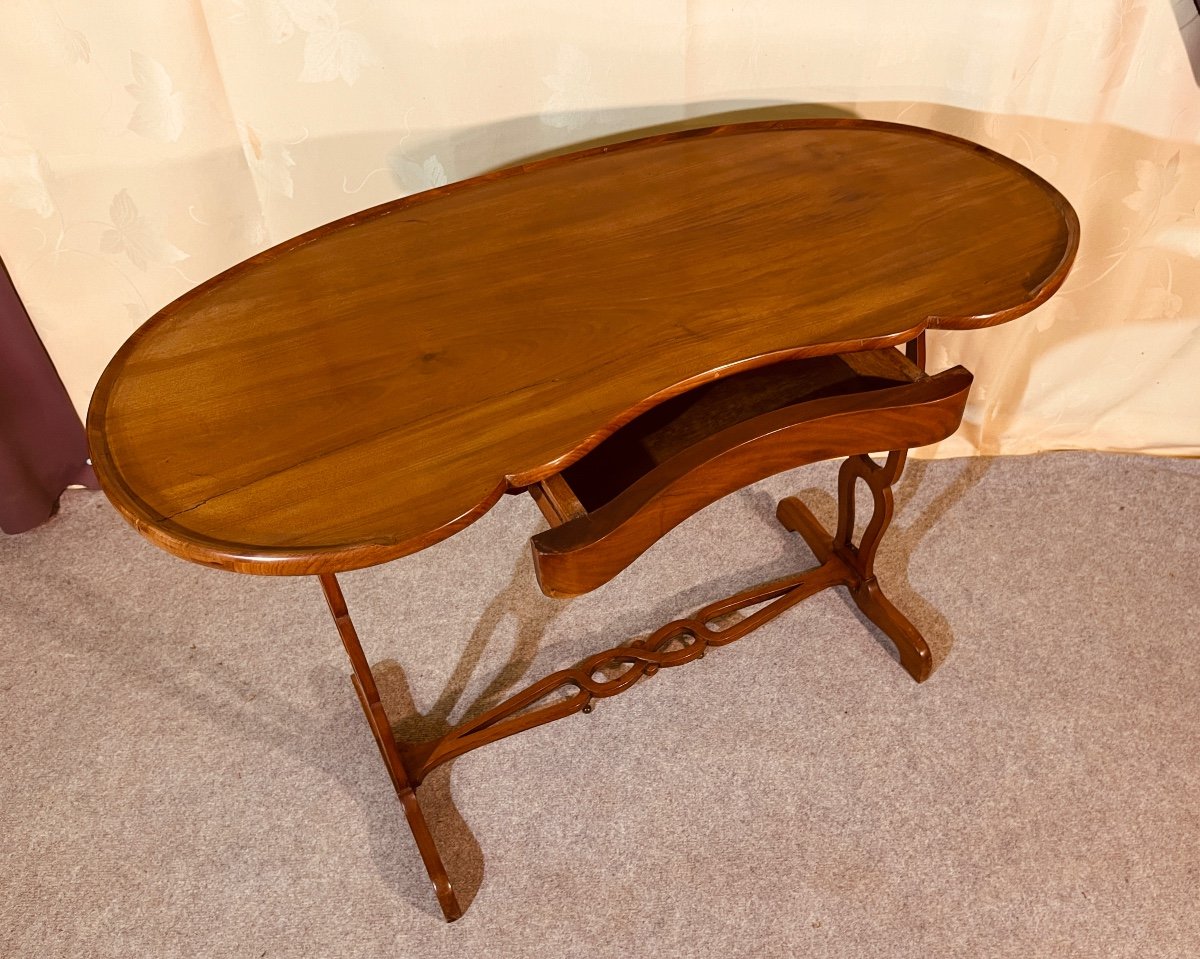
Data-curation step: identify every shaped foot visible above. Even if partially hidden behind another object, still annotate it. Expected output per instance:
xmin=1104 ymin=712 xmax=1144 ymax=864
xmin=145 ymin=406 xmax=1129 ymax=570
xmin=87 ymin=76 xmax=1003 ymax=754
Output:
xmin=849 ymin=577 xmax=933 ymax=683
xmin=777 ymin=482 xmax=934 ymax=684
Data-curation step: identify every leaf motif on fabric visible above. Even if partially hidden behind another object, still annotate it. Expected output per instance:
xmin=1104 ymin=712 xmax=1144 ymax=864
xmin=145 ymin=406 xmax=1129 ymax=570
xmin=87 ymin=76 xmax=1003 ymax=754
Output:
xmin=1099 ymin=0 xmax=1147 ymax=93
xmin=387 ymin=152 xmax=450 ymax=197
xmin=26 ymin=8 xmax=90 ymax=65
xmin=244 ymin=125 xmax=296 ymax=199
xmin=1140 ymin=286 xmax=1183 ymax=320
xmin=58 ymin=23 xmax=90 ymax=64
xmin=278 ymin=0 xmax=339 ymax=33
xmin=1122 ymin=153 xmax=1180 ymax=214
xmin=1137 ymin=260 xmax=1183 ymax=320
xmin=101 ymin=189 xmax=189 ymax=271
xmin=422 ymin=156 xmax=447 ymax=189
xmin=1154 ymin=222 xmax=1200 ymax=258
xmin=126 ymin=51 xmax=184 ymax=142
xmin=260 ymin=0 xmax=296 ymax=43
xmin=299 ymin=24 xmax=374 ymax=85
xmin=259 ymin=0 xmax=371 ymax=84
xmin=0 ymin=152 xmax=55 ymax=218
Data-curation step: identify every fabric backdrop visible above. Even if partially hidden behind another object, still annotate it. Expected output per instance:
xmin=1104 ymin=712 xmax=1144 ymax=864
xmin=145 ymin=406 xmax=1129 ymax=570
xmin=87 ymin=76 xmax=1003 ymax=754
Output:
xmin=1 ymin=0 xmax=1197 ymax=458
xmin=0 ymin=254 xmax=95 ymax=533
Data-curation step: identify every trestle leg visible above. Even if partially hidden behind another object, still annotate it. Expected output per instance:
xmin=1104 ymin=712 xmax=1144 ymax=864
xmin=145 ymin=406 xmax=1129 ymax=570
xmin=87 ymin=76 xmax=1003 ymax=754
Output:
xmin=777 ymin=449 xmax=933 ymax=682
xmin=318 ymin=431 xmax=933 ymax=921
xmin=318 ymin=573 xmax=463 ymax=922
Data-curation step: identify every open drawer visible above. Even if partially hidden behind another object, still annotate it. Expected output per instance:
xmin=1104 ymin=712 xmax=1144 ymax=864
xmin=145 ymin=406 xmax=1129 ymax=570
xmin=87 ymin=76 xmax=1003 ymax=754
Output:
xmin=527 ymin=346 xmax=972 ymax=598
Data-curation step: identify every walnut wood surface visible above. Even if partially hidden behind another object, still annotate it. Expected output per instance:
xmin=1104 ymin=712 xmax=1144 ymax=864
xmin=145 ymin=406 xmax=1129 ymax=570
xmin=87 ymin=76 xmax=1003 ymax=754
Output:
xmin=556 ymin=348 xmax=922 ymax=513
xmin=530 ymin=363 xmax=972 ymax=597
xmin=87 ymin=119 xmax=1078 ymax=575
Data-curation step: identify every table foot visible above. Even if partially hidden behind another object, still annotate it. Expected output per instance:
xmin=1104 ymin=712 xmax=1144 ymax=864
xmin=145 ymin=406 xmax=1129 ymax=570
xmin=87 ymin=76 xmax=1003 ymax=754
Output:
xmin=849 ymin=577 xmax=931 ymax=682
xmin=777 ymin=449 xmax=932 ymax=683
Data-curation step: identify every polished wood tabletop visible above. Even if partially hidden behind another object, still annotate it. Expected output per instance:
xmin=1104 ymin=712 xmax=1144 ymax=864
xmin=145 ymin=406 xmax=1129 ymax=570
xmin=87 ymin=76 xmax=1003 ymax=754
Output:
xmin=87 ymin=119 xmax=1078 ymax=576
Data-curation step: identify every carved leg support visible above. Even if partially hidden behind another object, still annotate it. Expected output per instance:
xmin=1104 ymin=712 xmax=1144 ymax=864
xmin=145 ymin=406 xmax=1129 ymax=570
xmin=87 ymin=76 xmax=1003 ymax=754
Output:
xmin=318 ymin=573 xmax=463 ymax=923
xmin=318 ymin=432 xmax=930 ymax=919
xmin=399 ymin=560 xmax=846 ymax=783
xmin=317 ymin=560 xmax=850 ymax=920
xmin=777 ymin=450 xmax=933 ymax=682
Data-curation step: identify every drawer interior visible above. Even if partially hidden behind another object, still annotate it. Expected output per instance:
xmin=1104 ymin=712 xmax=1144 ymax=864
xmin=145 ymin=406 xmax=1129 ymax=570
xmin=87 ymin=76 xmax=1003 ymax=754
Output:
xmin=554 ymin=347 xmax=923 ymax=516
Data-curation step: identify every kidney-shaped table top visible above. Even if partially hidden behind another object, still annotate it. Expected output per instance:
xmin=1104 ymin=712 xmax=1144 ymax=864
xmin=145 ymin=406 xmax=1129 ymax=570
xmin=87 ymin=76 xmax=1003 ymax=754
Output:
xmin=87 ymin=119 xmax=1079 ymax=576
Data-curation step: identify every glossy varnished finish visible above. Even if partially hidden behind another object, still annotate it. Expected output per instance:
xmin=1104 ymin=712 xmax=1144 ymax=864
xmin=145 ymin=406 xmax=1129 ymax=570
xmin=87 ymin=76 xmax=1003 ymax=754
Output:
xmin=318 ymin=574 xmax=461 ymax=922
xmin=87 ymin=120 xmax=1078 ymax=576
xmin=85 ymin=124 xmax=1080 ymax=923
xmin=530 ymin=361 xmax=973 ymax=597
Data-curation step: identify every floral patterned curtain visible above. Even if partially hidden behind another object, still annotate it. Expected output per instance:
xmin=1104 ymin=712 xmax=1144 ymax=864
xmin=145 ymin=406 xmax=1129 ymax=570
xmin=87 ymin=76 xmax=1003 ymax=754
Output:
xmin=0 ymin=0 xmax=1196 ymax=463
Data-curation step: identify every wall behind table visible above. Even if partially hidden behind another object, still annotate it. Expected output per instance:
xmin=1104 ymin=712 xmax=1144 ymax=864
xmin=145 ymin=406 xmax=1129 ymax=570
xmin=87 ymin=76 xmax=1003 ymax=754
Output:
xmin=1 ymin=0 xmax=1196 ymax=457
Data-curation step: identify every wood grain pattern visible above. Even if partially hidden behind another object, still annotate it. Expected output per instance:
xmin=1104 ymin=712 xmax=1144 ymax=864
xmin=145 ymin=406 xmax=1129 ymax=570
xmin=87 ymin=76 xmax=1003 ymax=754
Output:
xmin=87 ymin=119 xmax=1078 ymax=575
xmin=530 ymin=363 xmax=972 ymax=598
xmin=553 ymin=346 xmax=924 ymax=513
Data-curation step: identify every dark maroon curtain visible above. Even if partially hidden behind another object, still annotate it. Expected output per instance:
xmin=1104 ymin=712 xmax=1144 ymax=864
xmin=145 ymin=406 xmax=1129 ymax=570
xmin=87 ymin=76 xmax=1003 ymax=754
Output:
xmin=0 ymin=255 xmax=97 ymax=533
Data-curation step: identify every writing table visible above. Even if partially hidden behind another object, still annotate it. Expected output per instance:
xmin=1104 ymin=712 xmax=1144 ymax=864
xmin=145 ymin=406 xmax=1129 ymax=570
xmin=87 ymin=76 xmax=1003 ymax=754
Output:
xmin=87 ymin=120 xmax=1078 ymax=921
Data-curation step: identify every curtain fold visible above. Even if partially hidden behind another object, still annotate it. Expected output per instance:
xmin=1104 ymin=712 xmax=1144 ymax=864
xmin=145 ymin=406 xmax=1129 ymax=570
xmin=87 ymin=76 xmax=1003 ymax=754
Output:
xmin=0 ymin=256 xmax=96 ymax=534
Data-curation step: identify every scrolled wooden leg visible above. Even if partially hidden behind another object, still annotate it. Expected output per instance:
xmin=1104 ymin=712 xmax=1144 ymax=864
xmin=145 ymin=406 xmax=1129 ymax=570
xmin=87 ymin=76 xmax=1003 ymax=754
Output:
xmin=778 ymin=450 xmax=933 ymax=683
xmin=318 ymin=573 xmax=463 ymax=923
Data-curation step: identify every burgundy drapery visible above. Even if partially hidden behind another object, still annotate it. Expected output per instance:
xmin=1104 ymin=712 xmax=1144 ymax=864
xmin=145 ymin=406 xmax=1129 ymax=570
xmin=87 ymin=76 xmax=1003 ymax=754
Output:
xmin=0 ymin=255 xmax=96 ymax=533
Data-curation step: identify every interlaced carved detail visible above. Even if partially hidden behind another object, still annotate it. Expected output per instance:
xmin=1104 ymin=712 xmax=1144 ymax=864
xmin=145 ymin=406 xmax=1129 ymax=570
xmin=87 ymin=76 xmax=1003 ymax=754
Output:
xmin=400 ymin=560 xmax=847 ymax=783
xmin=321 ymin=423 xmax=931 ymax=922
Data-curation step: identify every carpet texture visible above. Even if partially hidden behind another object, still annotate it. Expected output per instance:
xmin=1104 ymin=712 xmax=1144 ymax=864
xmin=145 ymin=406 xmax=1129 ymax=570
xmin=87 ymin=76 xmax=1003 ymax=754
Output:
xmin=1 ymin=451 xmax=1198 ymax=958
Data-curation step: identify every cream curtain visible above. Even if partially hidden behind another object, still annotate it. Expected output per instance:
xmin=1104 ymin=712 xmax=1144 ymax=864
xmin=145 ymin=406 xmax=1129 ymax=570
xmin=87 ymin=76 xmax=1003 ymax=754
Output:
xmin=1 ymin=0 xmax=1197 ymax=457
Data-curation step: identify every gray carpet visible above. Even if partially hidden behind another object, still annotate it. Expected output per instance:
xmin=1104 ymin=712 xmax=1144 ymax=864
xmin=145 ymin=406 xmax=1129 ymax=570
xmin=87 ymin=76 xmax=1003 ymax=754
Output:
xmin=2 ymin=451 xmax=1198 ymax=958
